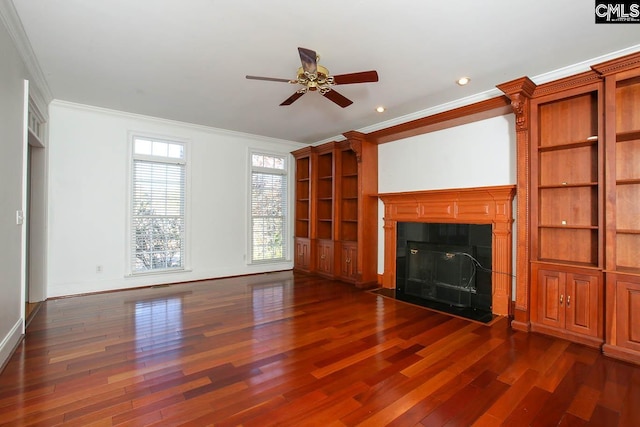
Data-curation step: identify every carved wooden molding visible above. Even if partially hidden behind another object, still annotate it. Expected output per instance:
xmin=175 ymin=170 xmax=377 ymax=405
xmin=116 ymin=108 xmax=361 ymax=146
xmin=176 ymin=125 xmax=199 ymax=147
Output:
xmin=496 ymin=77 xmax=535 ymax=328
xmin=592 ymin=51 xmax=640 ymax=76
xmin=343 ymin=130 xmax=366 ymax=162
xmin=532 ymin=70 xmax=602 ymax=98
xmin=496 ymin=77 xmax=536 ymax=132
xmin=378 ymin=185 xmax=516 ymax=316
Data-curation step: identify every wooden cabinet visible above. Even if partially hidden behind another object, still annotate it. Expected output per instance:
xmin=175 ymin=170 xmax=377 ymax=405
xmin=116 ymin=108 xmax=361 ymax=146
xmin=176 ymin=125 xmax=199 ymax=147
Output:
xmin=595 ymin=55 xmax=640 ymax=364
xmin=295 ymin=238 xmax=311 ymax=272
xmin=339 ymin=241 xmax=358 ymax=282
xmin=293 ymin=147 xmax=312 ymax=272
xmin=499 ymin=51 xmax=640 ymax=363
xmin=316 ymin=240 xmax=333 ymax=277
xmin=604 ymin=274 xmax=640 ymax=364
xmin=291 ymin=133 xmax=378 ymax=287
xmin=528 ymin=81 xmax=604 ymax=347
xmin=532 ymin=265 xmax=602 ymax=347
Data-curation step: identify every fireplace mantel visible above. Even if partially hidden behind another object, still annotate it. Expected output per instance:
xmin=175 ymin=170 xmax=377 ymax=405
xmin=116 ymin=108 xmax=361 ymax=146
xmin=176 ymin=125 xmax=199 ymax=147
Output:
xmin=378 ymin=185 xmax=516 ymax=316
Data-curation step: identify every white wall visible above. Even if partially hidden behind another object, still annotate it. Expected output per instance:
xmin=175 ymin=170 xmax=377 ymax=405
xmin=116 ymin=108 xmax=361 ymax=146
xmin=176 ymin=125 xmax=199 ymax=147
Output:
xmin=47 ymin=102 xmax=303 ymax=298
xmin=0 ymin=17 xmax=29 ymax=367
xmin=377 ymin=114 xmax=517 ymax=273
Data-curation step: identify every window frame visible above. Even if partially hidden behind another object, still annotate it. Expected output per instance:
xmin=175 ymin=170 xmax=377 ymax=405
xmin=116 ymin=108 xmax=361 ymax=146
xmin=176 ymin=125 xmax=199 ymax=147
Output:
xmin=248 ymin=150 xmax=290 ymax=265
xmin=127 ymin=133 xmax=190 ymax=276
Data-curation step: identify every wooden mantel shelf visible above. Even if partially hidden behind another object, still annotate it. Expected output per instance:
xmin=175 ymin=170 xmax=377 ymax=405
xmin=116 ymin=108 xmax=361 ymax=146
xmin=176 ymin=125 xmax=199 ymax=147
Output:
xmin=378 ymin=185 xmax=516 ymax=316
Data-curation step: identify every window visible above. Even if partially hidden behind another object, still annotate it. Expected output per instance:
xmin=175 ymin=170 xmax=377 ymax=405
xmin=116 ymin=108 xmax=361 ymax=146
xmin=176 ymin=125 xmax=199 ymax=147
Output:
xmin=250 ymin=152 xmax=288 ymax=263
xmin=131 ymin=136 xmax=186 ymax=273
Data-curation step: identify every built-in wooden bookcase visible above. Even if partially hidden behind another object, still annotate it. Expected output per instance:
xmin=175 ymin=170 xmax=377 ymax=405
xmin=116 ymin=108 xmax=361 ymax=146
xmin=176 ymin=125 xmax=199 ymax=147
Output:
xmin=314 ymin=145 xmax=336 ymax=277
xmin=295 ymin=155 xmax=311 ymax=239
xmin=340 ymin=147 xmax=358 ymax=242
xmin=291 ymin=134 xmax=377 ymax=287
xmin=529 ymin=81 xmax=604 ymax=347
xmin=337 ymin=143 xmax=359 ymax=282
xmin=292 ymin=147 xmax=313 ymax=272
xmin=535 ymin=89 xmax=601 ymax=267
xmin=611 ymin=75 xmax=640 ymax=272
xmin=315 ymin=148 xmax=334 ymax=241
xmin=597 ymin=56 xmax=640 ymax=365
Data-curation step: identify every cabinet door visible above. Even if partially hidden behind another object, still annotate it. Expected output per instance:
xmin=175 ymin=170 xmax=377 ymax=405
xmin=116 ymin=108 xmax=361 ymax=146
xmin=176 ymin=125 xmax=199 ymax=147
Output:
xmin=295 ymin=238 xmax=310 ymax=271
xmin=340 ymin=242 xmax=358 ymax=281
xmin=565 ymin=272 xmax=600 ymax=337
xmin=537 ymin=269 xmax=565 ymax=330
xmin=316 ymin=241 xmax=333 ymax=276
xmin=615 ymin=278 xmax=640 ymax=352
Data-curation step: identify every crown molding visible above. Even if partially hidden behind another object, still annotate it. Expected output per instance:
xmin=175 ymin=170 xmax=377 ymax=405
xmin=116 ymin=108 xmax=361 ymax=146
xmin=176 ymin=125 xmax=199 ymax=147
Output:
xmin=533 ymin=43 xmax=640 ymax=85
xmin=592 ymin=50 xmax=640 ymax=76
xmin=50 ymin=100 xmax=305 ymax=147
xmin=0 ymin=0 xmax=53 ymax=115
xmin=314 ymin=44 xmax=640 ymax=146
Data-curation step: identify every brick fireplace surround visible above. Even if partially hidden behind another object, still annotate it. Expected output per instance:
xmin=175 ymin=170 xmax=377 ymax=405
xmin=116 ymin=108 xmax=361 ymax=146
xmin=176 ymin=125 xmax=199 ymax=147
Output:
xmin=378 ymin=185 xmax=516 ymax=316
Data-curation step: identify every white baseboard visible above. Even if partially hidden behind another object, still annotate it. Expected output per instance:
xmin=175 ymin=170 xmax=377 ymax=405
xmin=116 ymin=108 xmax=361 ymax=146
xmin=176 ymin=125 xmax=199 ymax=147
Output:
xmin=0 ymin=319 xmax=23 ymax=371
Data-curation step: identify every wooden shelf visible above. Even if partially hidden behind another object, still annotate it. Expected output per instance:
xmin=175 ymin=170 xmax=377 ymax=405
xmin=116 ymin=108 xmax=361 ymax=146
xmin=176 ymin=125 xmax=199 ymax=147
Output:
xmin=617 ymin=229 xmax=640 ymax=235
xmin=617 ymin=130 xmax=640 ymax=143
xmin=538 ymin=138 xmax=598 ymax=152
xmin=539 ymin=224 xmax=598 ymax=230
xmin=616 ymin=178 xmax=640 ymax=185
xmin=539 ymin=182 xmax=597 ymax=189
xmin=536 ymin=259 xmax=599 ymax=269
xmin=614 ymin=266 xmax=640 ymax=274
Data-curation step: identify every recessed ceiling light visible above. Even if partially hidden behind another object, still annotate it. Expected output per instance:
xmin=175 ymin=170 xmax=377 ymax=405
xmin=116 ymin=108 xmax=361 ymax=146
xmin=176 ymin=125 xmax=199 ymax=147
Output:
xmin=376 ymin=106 xmax=385 ymax=113
xmin=457 ymin=77 xmax=471 ymax=86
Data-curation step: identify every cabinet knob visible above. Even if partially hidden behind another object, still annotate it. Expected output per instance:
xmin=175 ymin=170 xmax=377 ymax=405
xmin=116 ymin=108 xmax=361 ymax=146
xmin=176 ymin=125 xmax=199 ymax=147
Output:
xmin=321 ymin=254 xmax=326 ymax=259
xmin=567 ymin=295 xmax=571 ymax=307
xmin=560 ymin=294 xmax=564 ymax=305
xmin=346 ymin=258 xmax=351 ymax=263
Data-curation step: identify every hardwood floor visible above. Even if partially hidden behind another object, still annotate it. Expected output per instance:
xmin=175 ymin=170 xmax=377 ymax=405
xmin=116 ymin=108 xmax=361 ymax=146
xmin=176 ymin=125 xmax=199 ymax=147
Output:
xmin=1 ymin=271 xmax=638 ymax=426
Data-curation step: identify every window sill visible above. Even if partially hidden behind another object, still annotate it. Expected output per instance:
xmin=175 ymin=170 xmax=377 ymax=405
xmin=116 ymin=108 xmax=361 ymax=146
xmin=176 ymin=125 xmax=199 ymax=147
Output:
xmin=126 ymin=268 xmax=193 ymax=278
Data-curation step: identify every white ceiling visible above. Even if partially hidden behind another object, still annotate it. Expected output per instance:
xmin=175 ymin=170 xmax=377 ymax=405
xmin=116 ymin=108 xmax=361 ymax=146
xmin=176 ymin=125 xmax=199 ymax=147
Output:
xmin=8 ymin=0 xmax=640 ymax=144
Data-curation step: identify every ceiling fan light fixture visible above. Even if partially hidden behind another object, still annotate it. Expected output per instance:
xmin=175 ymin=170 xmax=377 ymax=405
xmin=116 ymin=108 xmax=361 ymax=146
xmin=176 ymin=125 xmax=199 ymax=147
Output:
xmin=296 ymin=64 xmax=334 ymax=94
xmin=246 ymin=47 xmax=378 ymax=108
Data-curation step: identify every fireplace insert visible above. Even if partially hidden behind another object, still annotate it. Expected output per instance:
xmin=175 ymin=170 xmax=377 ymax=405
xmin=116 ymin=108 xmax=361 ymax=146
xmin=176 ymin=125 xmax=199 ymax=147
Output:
xmin=396 ymin=222 xmax=492 ymax=315
xmin=405 ymin=241 xmax=476 ymax=307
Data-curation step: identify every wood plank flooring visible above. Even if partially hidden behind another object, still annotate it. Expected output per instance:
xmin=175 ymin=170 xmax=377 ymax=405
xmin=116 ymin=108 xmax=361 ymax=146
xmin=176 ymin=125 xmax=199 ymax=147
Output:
xmin=0 ymin=271 xmax=638 ymax=426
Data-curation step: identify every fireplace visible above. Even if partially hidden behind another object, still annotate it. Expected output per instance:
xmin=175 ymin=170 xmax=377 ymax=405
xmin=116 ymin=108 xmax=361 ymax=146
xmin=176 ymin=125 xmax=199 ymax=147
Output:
xmin=378 ymin=185 xmax=516 ymax=317
xmin=397 ymin=222 xmax=492 ymax=313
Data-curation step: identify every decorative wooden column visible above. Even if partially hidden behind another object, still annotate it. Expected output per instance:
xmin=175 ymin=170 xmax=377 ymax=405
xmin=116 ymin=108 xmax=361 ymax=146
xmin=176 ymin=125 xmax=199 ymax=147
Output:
xmin=343 ymin=131 xmax=378 ymax=288
xmin=382 ymin=219 xmax=397 ymax=288
xmin=497 ymin=77 xmax=536 ymax=329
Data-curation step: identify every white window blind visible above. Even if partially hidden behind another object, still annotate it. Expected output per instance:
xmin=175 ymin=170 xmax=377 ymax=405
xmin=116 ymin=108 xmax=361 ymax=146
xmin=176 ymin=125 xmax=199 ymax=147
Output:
xmin=250 ymin=153 xmax=288 ymax=263
xmin=131 ymin=137 xmax=186 ymax=273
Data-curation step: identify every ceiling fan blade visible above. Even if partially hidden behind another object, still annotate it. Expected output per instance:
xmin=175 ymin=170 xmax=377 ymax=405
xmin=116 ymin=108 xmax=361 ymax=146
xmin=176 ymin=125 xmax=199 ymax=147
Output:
xmin=332 ymin=70 xmax=379 ymax=85
xmin=246 ymin=75 xmax=291 ymax=83
xmin=298 ymin=47 xmax=317 ymax=75
xmin=322 ymin=89 xmax=353 ymax=108
xmin=280 ymin=91 xmax=305 ymax=106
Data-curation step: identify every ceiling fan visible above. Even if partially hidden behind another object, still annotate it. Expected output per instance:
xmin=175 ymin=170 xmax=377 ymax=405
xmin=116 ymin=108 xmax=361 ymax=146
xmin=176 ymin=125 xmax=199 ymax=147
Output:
xmin=246 ymin=47 xmax=379 ymax=108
